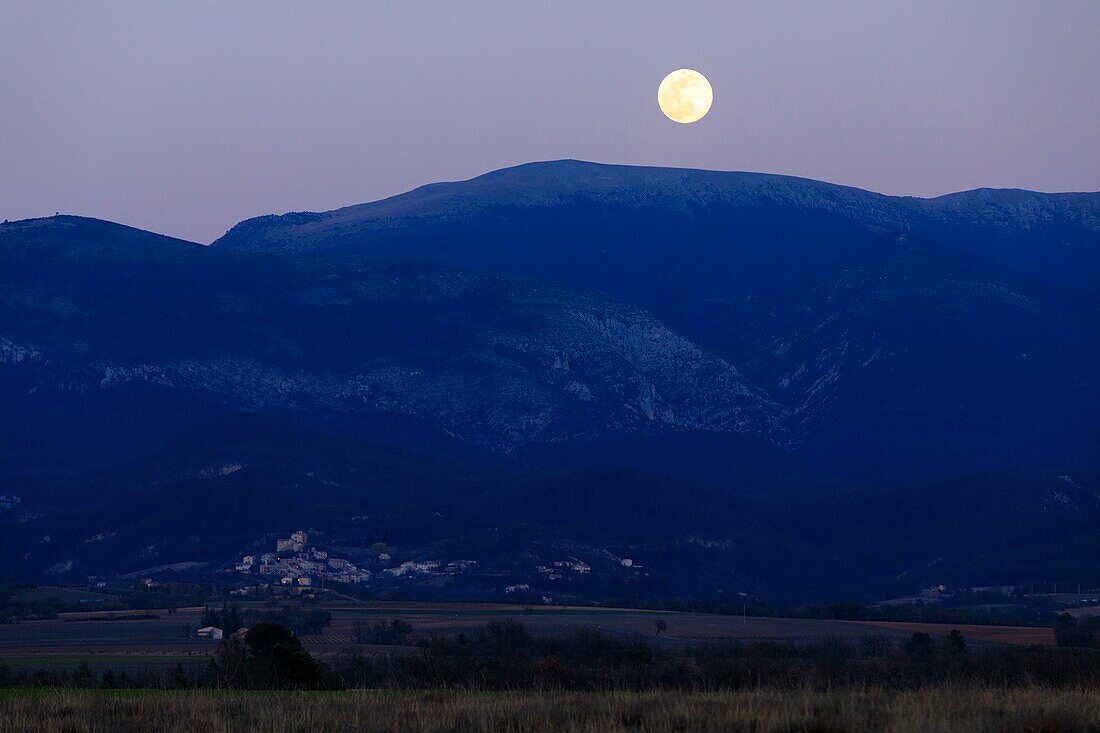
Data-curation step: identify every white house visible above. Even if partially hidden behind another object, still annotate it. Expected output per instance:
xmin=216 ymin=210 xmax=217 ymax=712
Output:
xmin=197 ymin=626 xmax=223 ymax=639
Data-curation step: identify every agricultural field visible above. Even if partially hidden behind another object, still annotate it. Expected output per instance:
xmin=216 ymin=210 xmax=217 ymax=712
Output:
xmin=4 ymin=586 xmax=119 ymax=607
xmin=3 ymin=686 xmax=1099 ymax=733
xmin=854 ymin=620 xmax=1055 ymax=646
xmin=0 ymin=600 xmax=1047 ymax=674
xmin=0 ymin=608 xmax=213 ymax=656
xmin=310 ymin=603 xmax=927 ymax=650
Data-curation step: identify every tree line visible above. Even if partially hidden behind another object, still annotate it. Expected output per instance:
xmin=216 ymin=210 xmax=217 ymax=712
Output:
xmin=198 ymin=602 xmax=331 ymax=636
xmin=5 ymin=619 xmax=1100 ymax=691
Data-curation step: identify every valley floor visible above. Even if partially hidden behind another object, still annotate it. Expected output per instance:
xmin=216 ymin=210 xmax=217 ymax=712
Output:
xmin=3 ymin=687 xmax=1099 ymax=733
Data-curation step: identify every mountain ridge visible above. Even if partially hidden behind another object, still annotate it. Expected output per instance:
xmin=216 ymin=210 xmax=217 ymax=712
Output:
xmin=213 ymin=159 xmax=1100 ymax=251
xmin=0 ymin=214 xmax=784 ymax=456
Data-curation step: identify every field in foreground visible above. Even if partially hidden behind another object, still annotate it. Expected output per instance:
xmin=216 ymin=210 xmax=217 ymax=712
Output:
xmin=3 ymin=687 xmax=1100 ymax=733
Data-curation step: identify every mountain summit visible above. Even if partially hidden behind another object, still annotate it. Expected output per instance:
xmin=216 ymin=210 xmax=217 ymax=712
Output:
xmin=214 ymin=160 xmax=1099 ymax=258
xmin=208 ymin=160 xmax=1099 ymax=476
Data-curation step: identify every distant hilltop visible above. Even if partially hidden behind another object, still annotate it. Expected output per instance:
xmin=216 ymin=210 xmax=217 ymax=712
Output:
xmin=214 ymin=159 xmax=1099 ymax=252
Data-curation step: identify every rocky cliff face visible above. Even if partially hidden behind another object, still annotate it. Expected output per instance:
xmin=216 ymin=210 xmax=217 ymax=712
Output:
xmin=208 ymin=160 xmax=1100 ymax=476
xmin=0 ymin=218 xmax=781 ymax=456
xmin=2 ymin=161 xmax=1097 ymax=475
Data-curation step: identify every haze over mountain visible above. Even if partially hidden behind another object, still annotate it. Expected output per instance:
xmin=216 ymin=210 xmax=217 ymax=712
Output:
xmin=1 ymin=161 xmax=1097 ymax=601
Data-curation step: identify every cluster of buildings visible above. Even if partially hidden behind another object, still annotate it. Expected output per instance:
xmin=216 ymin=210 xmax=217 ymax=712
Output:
xmin=528 ymin=556 xmax=638 ymax=583
xmin=227 ymin=530 xmax=477 ymax=590
xmin=536 ymin=558 xmax=592 ymax=580
xmin=382 ymin=559 xmax=476 ymax=577
xmin=230 ymin=530 xmax=372 ymax=588
xmin=223 ymin=531 xmax=646 ymax=599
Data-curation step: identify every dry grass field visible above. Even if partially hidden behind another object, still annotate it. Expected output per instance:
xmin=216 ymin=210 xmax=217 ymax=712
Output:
xmin=2 ymin=687 xmax=1099 ymax=733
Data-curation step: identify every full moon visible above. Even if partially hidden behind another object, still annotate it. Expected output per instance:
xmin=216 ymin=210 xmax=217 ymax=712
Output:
xmin=657 ymin=69 xmax=713 ymax=124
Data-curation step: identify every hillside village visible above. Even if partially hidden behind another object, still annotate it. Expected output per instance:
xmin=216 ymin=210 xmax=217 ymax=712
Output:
xmin=221 ymin=530 xmax=643 ymax=602
xmin=225 ymin=530 xmax=480 ymax=593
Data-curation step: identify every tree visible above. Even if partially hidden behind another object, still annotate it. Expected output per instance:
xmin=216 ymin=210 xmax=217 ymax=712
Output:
xmin=211 ymin=637 xmax=249 ymax=688
xmin=944 ymin=629 xmax=967 ymax=653
xmin=905 ymin=632 xmax=934 ymax=655
xmin=1054 ymin=613 xmax=1098 ymax=648
xmin=221 ymin=602 xmax=245 ymax=633
xmin=212 ymin=622 xmax=326 ymax=689
xmin=72 ymin=662 xmax=94 ymax=688
xmin=367 ymin=619 xmax=413 ymax=645
xmin=243 ymin=606 xmax=332 ymax=635
xmin=171 ymin=662 xmax=189 ymax=689
xmin=654 ymin=619 xmax=668 ymax=637
xmin=199 ymin=606 xmax=219 ymax=628
xmin=244 ymin=622 xmax=324 ymax=689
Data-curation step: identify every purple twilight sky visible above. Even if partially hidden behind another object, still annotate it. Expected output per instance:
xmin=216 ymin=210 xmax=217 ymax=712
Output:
xmin=1 ymin=0 xmax=1098 ymax=243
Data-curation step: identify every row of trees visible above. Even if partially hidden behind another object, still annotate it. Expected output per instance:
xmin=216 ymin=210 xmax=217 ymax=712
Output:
xmin=1054 ymin=613 xmax=1100 ymax=648
xmin=216 ymin=620 xmax=1100 ymax=690
xmin=198 ymin=602 xmax=331 ymax=636
xmin=351 ymin=619 xmax=413 ymax=645
xmin=6 ymin=620 xmax=1100 ymax=691
xmin=787 ymin=601 xmax=1058 ymax=627
xmin=199 ymin=602 xmax=244 ymax=632
xmin=330 ymin=621 xmax=1098 ymax=691
xmin=597 ymin=595 xmax=1065 ymax=628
